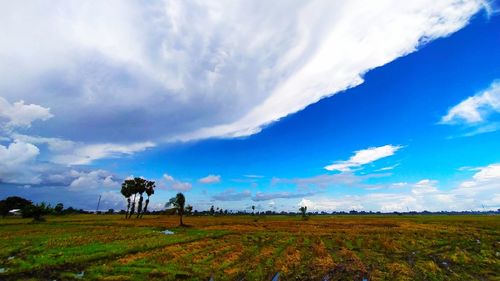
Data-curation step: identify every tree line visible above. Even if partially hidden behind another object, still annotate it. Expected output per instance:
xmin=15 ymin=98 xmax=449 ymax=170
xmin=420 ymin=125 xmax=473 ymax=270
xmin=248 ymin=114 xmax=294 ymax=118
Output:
xmin=0 ymin=196 xmax=89 ymax=221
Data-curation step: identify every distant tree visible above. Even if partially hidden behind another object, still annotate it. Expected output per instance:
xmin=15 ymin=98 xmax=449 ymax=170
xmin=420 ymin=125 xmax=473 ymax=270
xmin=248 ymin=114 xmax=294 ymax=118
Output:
xmin=140 ymin=180 xmax=155 ymax=218
xmin=0 ymin=196 xmax=33 ymax=217
xmin=64 ymin=207 xmax=76 ymax=214
xmin=209 ymin=205 xmax=215 ymax=216
xmin=185 ymin=205 xmax=193 ymax=216
xmin=106 ymin=208 xmax=114 ymax=214
xmin=299 ymin=206 xmax=307 ymax=218
xmin=22 ymin=202 xmax=52 ymax=221
xmin=166 ymin=193 xmax=186 ymax=226
xmin=54 ymin=203 xmax=64 ymax=215
xmin=135 ymin=178 xmax=146 ymax=218
xmin=252 ymin=205 xmax=255 ymax=215
xmin=121 ymin=179 xmax=134 ymax=218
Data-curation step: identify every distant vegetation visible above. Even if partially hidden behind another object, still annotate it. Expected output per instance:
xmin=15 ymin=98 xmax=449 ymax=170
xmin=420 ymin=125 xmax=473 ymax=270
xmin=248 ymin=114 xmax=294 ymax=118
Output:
xmin=299 ymin=206 xmax=308 ymax=219
xmin=0 ymin=196 xmax=91 ymax=222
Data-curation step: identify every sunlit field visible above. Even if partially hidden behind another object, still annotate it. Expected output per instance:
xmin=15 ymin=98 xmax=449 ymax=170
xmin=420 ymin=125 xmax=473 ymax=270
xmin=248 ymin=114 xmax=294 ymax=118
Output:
xmin=0 ymin=215 xmax=498 ymax=280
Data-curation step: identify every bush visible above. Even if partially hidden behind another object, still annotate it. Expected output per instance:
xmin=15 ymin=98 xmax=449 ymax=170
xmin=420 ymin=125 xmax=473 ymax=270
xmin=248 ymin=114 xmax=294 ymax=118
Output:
xmin=22 ymin=202 xmax=52 ymax=221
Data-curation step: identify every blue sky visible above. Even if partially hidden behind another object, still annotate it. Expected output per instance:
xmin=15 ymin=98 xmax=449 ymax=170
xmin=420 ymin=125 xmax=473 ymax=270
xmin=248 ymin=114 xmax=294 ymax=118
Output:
xmin=1 ymin=1 xmax=499 ymax=212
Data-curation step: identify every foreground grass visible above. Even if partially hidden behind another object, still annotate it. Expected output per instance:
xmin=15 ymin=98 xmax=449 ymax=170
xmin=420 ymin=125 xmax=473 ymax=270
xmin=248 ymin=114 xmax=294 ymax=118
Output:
xmin=0 ymin=215 xmax=498 ymax=280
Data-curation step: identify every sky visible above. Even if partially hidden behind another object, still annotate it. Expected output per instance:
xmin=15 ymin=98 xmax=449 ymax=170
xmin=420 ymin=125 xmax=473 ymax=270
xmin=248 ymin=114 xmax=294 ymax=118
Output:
xmin=1 ymin=0 xmax=500 ymax=212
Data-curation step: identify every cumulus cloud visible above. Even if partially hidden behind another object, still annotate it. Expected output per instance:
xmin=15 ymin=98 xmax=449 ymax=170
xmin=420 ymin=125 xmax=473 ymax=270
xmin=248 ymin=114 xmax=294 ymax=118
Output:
xmin=441 ymin=81 xmax=500 ymax=135
xmin=212 ymin=189 xmax=251 ymax=201
xmin=298 ymin=198 xmax=312 ymax=208
xmin=198 ymin=174 xmax=221 ymax=184
xmin=324 ymin=145 xmax=402 ymax=172
xmin=0 ymin=97 xmax=53 ymax=129
xmin=69 ymin=170 xmax=120 ymax=191
xmin=0 ymin=140 xmax=41 ymax=184
xmin=0 ymin=1 xmax=485 ymax=145
xmin=162 ymin=173 xmax=192 ymax=191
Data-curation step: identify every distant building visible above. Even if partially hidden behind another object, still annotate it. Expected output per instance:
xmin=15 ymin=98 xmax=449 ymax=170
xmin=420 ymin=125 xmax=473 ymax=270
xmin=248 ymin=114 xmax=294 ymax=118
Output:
xmin=8 ymin=209 xmax=22 ymax=216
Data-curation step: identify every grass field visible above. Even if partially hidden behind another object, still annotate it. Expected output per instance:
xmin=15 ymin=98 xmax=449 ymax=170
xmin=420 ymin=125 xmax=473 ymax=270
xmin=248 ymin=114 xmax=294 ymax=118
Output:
xmin=0 ymin=215 xmax=498 ymax=280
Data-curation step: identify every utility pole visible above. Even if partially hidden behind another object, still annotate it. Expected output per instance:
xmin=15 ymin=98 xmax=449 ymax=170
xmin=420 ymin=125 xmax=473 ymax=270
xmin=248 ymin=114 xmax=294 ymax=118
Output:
xmin=96 ymin=195 xmax=102 ymax=214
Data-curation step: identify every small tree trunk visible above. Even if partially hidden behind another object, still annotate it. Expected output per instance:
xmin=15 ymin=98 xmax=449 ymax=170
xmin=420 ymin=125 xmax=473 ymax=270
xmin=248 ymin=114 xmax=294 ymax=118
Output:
xmin=136 ymin=194 xmax=143 ymax=218
xmin=179 ymin=213 xmax=183 ymax=226
xmin=140 ymin=198 xmax=149 ymax=218
xmin=125 ymin=198 xmax=131 ymax=218
xmin=129 ymin=193 xmax=137 ymax=218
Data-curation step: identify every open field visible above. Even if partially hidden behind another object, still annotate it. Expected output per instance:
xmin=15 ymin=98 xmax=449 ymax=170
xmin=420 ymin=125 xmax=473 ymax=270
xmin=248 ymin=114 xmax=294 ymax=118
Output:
xmin=0 ymin=215 xmax=498 ymax=280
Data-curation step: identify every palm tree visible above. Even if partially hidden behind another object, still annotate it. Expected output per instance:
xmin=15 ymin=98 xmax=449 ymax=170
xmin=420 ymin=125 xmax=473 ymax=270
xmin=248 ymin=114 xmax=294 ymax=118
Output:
xmin=121 ymin=180 xmax=134 ymax=218
xmin=166 ymin=193 xmax=186 ymax=226
xmin=135 ymin=178 xmax=146 ymax=218
xmin=140 ymin=180 xmax=155 ymax=218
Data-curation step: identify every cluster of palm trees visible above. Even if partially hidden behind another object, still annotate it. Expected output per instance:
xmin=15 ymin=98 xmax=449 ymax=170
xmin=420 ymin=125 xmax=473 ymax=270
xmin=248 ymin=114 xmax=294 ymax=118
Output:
xmin=120 ymin=177 xmax=155 ymax=219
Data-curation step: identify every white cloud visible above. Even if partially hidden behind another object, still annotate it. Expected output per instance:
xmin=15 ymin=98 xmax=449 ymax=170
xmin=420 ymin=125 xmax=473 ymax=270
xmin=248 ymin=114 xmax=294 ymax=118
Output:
xmin=51 ymin=141 xmax=155 ymax=165
xmin=471 ymin=163 xmax=500 ymax=181
xmin=411 ymin=179 xmax=439 ymax=195
xmin=0 ymin=140 xmax=41 ymax=184
xmin=324 ymin=145 xmax=402 ymax=172
xmin=69 ymin=170 xmax=120 ymax=190
xmin=10 ymin=134 xmax=155 ymax=165
xmin=298 ymin=198 xmax=312 ymax=208
xmin=441 ymin=81 xmax=500 ymax=124
xmin=198 ymin=174 xmax=221 ymax=184
xmin=0 ymin=1 xmax=485 ymax=145
xmin=375 ymin=164 xmax=399 ymax=172
xmin=163 ymin=174 xmax=174 ymax=182
xmin=294 ymin=164 xmax=500 ymax=212
xmin=0 ymin=97 xmax=53 ymax=128
xmin=99 ymin=191 xmax=127 ymax=210
xmin=162 ymin=173 xmax=192 ymax=192
xmin=441 ymin=81 xmax=500 ymax=136
xmin=0 ymin=140 xmax=39 ymax=166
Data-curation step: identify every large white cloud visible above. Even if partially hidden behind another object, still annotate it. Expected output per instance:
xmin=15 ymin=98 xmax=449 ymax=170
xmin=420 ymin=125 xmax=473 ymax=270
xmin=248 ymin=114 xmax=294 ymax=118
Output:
xmin=0 ymin=97 xmax=53 ymax=129
xmin=0 ymin=0 xmax=486 ymax=144
xmin=69 ymin=169 xmax=120 ymax=191
xmin=0 ymin=141 xmax=41 ymax=184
